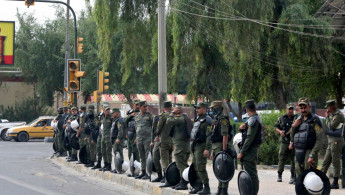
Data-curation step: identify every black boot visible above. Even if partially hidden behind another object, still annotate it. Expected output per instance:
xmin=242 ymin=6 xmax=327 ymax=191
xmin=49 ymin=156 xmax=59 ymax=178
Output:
xmin=171 ymin=179 xmax=182 ymax=189
xmin=215 ymin=187 xmax=222 ymax=195
xmin=277 ymin=171 xmax=282 ymax=182
xmin=175 ymin=178 xmax=188 ymax=190
xmin=220 ymin=187 xmax=228 ymax=195
xmin=57 ymin=151 xmax=67 ymax=157
xmin=289 ymin=172 xmax=295 ymax=184
xmin=111 ymin=168 xmax=118 ymax=173
xmin=161 ymin=175 xmax=165 ymax=183
xmin=85 ymin=161 xmax=94 ymax=168
xmin=92 ymin=161 xmax=101 ymax=169
xmin=189 ymin=184 xmax=202 ymax=194
xmin=197 ymin=183 xmax=210 ymax=194
xmin=331 ymin=177 xmax=339 ymax=189
xmin=152 ymin=172 xmax=163 ymax=182
xmin=135 ymin=171 xmax=146 ymax=179
xmin=103 ymin=163 xmax=111 ymax=172
xmin=127 ymin=173 xmax=134 ymax=177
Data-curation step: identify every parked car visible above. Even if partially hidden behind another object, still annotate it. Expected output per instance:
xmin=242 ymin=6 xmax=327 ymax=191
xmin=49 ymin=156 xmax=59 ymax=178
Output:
xmin=6 ymin=116 xmax=55 ymax=142
xmin=0 ymin=119 xmax=27 ymax=141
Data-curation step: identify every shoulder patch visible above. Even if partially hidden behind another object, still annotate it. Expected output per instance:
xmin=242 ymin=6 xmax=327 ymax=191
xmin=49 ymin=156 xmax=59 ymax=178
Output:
xmin=315 ymin=124 xmax=322 ymax=133
xmin=247 ymin=116 xmax=257 ymax=127
xmin=221 ymin=118 xmax=228 ymax=126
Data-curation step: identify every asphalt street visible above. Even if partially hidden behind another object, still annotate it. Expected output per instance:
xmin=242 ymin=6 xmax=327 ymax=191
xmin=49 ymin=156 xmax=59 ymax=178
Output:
xmin=0 ymin=140 xmax=148 ymax=195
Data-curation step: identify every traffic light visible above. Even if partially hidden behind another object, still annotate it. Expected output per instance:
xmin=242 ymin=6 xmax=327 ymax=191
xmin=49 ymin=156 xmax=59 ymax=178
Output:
xmin=77 ymin=37 xmax=83 ymax=54
xmin=68 ymin=59 xmax=86 ymax=92
xmin=93 ymin=90 xmax=102 ymax=103
xmin=97 ymin=70 xmax=110 ymax=92
xmin=25 ymin=0 xmax=35 ymax=7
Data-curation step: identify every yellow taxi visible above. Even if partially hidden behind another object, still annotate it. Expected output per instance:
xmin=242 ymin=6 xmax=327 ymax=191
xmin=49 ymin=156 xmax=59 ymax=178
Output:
xmin=6 ymin=116 xmax=55 ymax=142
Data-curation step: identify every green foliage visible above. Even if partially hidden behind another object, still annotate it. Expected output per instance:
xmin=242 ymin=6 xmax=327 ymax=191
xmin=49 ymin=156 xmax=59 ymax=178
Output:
xmin=0 ymin=98 xmax=53 ymax=123
xmin=258 ymin=111 xmax=284 ymax=165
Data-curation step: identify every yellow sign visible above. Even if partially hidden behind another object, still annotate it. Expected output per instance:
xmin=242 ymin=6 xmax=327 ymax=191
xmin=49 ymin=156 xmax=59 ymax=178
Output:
xmin=0 ymin=21 xmax=15 ymax=65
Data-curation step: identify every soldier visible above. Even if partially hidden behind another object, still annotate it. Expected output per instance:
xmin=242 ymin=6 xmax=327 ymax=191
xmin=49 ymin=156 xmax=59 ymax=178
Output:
xmin=209 ymin=101 xmax=233 ymax=195
xmin=76 ymin=104 xmax=88 ymax=164
xmin=289 ymin=98 xmax=323 ymax=178
xmin=99 ymin=106 xmax=113 ymax=171
xmin=275 ymin=103 xmax=295 ymax=184
xmin=91 ymin=105 xmax=104 ymax=170
xmin=56 ymin=107 xmax=68 ymax=157
xmin=237 ymin=99 xmax=263 ymax=195
xmin=65 ymin=107 xmax=80 ymax=162
xmin=85 ymin=105 xmax=99 ymax=168
xmin=321 ymin=100 xmax=345 ymax=189
xmin=53 ymin=107 xmax=63 ymax=156
xmin=189 ymin=102 xmax=212 ymax=194
xmin=134 ymin=101 xmax=153 ymax=180
xmin=151 ymin=114 xmax=163 ymax=182
xmin=165 ymin=106 xmax=191 ymax=190
xmin=124 ymin=99 xmax=141 ymax=177
xmin=156 ymin=101 xmax=173 ymax=185
xmin=110 ymin=108 xmax=125 ymax=173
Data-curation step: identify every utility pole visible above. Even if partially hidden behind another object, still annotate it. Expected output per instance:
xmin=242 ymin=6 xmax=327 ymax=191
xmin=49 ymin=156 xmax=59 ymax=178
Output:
xmin=63 ymin=0 xmax=70 ymax=105
xmin=158 ymin=0 xmax=167 ymax=112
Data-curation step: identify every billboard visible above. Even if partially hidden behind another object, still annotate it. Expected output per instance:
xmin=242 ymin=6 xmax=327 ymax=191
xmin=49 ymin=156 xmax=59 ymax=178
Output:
xmin=0 ymin=21 xmax=15 ymax=65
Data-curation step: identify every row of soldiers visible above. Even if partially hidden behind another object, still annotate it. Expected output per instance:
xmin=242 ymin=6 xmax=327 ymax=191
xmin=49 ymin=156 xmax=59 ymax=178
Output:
xmin=52 ymin=97 xmax=343 ymax=195
xmin=52 ymin=99 xmax=261 ymax=195
xmin=275 ymin=98 xmax=344 ymax=190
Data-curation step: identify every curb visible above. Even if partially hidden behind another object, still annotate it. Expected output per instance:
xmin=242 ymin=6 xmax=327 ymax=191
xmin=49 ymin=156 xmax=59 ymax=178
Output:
xmin=51 ymin=156 xmax=188 ymax=195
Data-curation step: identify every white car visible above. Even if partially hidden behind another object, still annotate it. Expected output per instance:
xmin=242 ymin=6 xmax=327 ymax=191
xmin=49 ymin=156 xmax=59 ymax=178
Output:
xmin=0 ymin=119 xmax=27 ymax=141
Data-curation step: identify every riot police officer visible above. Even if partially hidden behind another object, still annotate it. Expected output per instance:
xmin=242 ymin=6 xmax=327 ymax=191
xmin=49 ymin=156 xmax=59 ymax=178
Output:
xmin=237 ymin=99 xmax=263 ymax=195
xmin=321 ymin=100 xmax=345 ymax=189
xmin=100 ymin=106 xmax=113 ymax=171
xmin=289 ymin=98 xmax=323 ymax=178
xmin=124 ymin=99 xmax=141 ymax=177
xmin=76 ymin=104 xmax=88 ymax=164
xmin=65 ymin=107 xmax=80 ymax=162
xmin=84 ymin=104 xmax=99 ymax=168
xmin=189 ymin=102 xmax=212 ymax=194
xmin=110 ymin=108 xmax=125 ymax=173
xmin=274 ymin=103 xmax=295 ymax=184
xmin=209 ymin=101 xmax=233 ymax=195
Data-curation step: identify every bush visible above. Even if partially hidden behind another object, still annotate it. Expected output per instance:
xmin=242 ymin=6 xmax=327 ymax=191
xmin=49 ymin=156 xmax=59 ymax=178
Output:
xmin=258 ymin=111 xmax=284 ymax=165
xmin=0 ymin=97 xmax=54 ymax=123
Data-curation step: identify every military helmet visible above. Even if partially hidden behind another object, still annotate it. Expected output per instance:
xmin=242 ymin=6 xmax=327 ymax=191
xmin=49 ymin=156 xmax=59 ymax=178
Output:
xmin=182 ymin=167 xmax=190 ymax=181
xmin=51 ymin=120 xmax=58 ymax=130
xmin=213 ymin=151 xmax=235 ymax=183
xmin=233 ymin=133 xmax=243 ymax=154
xmin=165 ymin=162 xmax=181 ymax=186
xmin=295 ymin=168 xmax=330 ymax=195
xmin=79 ymin=145 xmax=89 ymax=164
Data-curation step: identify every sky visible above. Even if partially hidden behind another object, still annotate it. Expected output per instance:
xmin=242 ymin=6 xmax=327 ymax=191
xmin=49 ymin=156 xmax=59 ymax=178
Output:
xmin=0 ymin=0 xmax=93 ymax=26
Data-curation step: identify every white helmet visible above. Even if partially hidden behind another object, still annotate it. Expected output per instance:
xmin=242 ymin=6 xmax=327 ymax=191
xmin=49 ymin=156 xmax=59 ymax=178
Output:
xmin=303 ymin=172 xmax=323 ymax=195
xmin=122 ymin=161 xmax=129 ymax=173
xmin=233 ymin=133 xmax=242 ymax=154
xmin=51 ymin=121 xmax=58 ymax=130
xmin=71 ymin=120 xmax=79 ymax=131
xmin=134 ymin=160 xmax=141 ymax=175
xmin=100 ymin=124 xmax=104 ymax=131
xmin=182 ymin=167 xmax=190 ymax=181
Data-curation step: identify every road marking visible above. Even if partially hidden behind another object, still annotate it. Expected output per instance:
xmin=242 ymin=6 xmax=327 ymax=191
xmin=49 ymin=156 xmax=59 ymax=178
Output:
xmin=0 ymin=174 xmax=62 ymax=195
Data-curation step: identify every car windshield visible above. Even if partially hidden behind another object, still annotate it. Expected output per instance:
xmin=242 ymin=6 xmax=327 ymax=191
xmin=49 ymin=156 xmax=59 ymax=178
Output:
xmin=27 ymin=118 xmax=41 ymax=126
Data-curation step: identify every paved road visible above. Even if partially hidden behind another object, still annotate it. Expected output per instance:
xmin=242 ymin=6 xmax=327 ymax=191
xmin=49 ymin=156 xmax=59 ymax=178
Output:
xmin=0 ymin=140 xmax=148 ymax=195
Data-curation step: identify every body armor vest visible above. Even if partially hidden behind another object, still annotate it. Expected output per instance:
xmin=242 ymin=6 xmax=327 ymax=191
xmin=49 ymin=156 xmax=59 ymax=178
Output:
xmin=111 ymin=118 xmax=119 ymax=139
xmin=242 ymin=115 xmax=263 ymax=146
xmin=294 ymin=122 xmax=316 ymax=150
xmin=190 ymin=118 xmax=207 ymax=143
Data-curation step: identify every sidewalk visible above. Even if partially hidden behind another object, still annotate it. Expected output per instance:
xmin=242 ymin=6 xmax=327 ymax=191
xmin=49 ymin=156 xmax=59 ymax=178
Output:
xmin=51 ymin=148 xmax=345 ymax=195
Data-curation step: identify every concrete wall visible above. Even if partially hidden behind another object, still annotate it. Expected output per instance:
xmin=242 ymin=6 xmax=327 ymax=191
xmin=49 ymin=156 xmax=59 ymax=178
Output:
xmin=0 ymin=81 xmax=34 ymax=110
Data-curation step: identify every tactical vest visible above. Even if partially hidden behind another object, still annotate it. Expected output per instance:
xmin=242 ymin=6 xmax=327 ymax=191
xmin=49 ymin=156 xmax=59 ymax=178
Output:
xmin=111 ymin=118 xmax=120 ymax=139
xmin=294 ymin=120 xmax=317 ymax=150
xmin=84 ymin=114 xmax=97 ymax=135
xmin=210 ymin=116 xmax=232 ymax=143
xmin=191 ymin=117 xmax=210 ymax=143
xmin=242 ymin=115 xmax=263 ymax=146
xmin=281 ymin=115 xmax=294 ymax=142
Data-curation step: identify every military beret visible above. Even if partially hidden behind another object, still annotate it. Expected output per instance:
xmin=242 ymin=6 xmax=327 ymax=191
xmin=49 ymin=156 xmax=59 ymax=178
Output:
xmin=139 ymin=101 xmax=148 ymax=107
xmin=71 ymin=107 xmax=77 ymax=111
xmin=194 ymin=102 xmax=208 ymax=108
xmin=63 ymin=106 xmax=68 ymax=111
xmin=80 ymin=104 xmax=87 ymax=110
xmin=210 ymin=101 xmax=223 ymax=108
xmin=163 ymin=101 xmax=172 ymax=108
xmin=298 ymin=97 xmax=310 ymax=106
xmin=325 ymin=99 xmax=336 ymax=108
xmin=286 ymin=103 xmax=294 ymax=109
xmin=244 ymin=99 xmax=256 ymax=108
xmin=112 ymin=108 xmax=120 ymax=113
xmin=133 ymin=99 xmax=140 ymax=104
xmin=88 ymin=104 xmax=95 ymax=110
